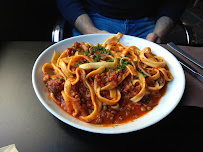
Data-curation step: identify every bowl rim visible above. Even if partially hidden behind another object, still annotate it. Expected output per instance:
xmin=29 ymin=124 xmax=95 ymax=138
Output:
xmin=32 ymin=33 xmax=185 ymax=134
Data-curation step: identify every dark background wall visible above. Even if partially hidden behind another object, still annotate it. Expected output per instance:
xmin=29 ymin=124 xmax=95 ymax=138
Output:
xmin=1 ymin=0 xmax=203 ymax=45
xmin=0 ymin=0 xmax=59 ymax=41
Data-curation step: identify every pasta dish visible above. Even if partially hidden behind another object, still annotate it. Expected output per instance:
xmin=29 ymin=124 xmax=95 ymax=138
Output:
xmin=42 ymin=33 xmax=173 ymax=124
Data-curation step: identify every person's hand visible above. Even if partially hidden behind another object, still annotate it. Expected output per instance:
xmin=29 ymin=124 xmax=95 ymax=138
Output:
xmin=146 ymin=16 xmax=174 ymax=44
xmin=146 ymin=32 xmax=162 ymax=43
xmin=75 ymin=14 xmax=110 ymax=35
xmin=94 ymin=29 xmax=109 ymax=34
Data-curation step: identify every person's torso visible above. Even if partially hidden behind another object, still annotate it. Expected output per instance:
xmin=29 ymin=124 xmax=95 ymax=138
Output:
xmin=84 ymin=0 xmax=161 ymax=20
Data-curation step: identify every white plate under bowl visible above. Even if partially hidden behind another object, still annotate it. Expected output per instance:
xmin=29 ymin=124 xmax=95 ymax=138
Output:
xmin=32 ymin=34 xmax=185 ymax=134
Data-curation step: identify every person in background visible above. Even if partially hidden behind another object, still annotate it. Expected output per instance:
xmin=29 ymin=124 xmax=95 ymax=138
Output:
xmin=56 ymin=0 xmax=187 ymax=43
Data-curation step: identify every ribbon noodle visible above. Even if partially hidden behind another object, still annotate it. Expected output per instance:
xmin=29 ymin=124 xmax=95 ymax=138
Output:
xmin=42 ymin=32 xmax=173 ymax=124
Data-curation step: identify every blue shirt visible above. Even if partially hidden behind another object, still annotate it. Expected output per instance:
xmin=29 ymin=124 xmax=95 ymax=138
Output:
xmin=56 ymin=0 xmax=187 ymax=26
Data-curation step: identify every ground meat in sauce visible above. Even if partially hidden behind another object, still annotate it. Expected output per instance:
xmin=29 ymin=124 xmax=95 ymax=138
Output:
xmin=95 ymin=70 xmax=123 ymax=88
xmin=43 ymin=39 xmax=171 ymax=125
xmin=47 ymin=78 xmax=64 ymax=94
xmin=118 ymin=76 xmax=141 ymax=100
xmin=67 ymin=47 xmax=76 ymax=57
xmin=95 ymin=73 xmax=109 ymax=87
xmin=72 ymin=80 xmax=91 ymax=101
xmin=71 ymin=80 xmax=93 ymax=114
xmin=67 ymin=42 xmax=79 ymax=57
xmin=44 ymin=71 xmax=165 ymax=124
xmin=108 ymin=71 xmax=119 ymax=86
xmin=100 ymin=90 xmax=110 ymax=99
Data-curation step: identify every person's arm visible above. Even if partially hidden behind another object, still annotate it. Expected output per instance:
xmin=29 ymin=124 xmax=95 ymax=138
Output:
xmin=57 ymin=0 xmax=108 ymax=34
xmin=146 ymin=16 xmax=174 ymax=43
xmin=56 ymin=0 xmax=86 ymax=26
xmin=146 ymin=0 xmax=188 ymax=43
xmin=74 ymin=14 xmax=109 ymax=34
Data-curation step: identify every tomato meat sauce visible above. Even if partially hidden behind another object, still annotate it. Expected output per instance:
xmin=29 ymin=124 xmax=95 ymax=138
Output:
xmin=41 ymin=34 xmax=173 ymax=125
xmin=43 ymin=69 xmax=167 ymax=125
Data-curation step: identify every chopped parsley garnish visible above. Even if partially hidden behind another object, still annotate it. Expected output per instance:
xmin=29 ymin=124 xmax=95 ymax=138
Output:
xmin=106 ymin=59 xmax=114 ymax=62
xmin=138 ymin=70 xmax=147 ymax=77
xmin=117 ymin=59 xmax=131 ymax=70
xmin=83 ymin=51 xmax=88 ymax=55
xmin=97 ymin=43 xmax=102 ymax=50
xmin=105 ymin=49 xmax=111 ymax=55
xmin=83 ymin=51 xmax=90 ymax=56
xmin=88 ymin=44 xmax=92 ymax=48
xmin=117 ymin=65 xmax=125 ymax=70
xmin=90 ymin=48 xmax=96 ymax=52
xmin=94 ymin=54 xmax=100 ymax=62
xmin=76 ymin=61 xmax=82 ymax=66
xmin=121 ymin=59 xmax=131 ymax=65
xmin=96 ymin=43 xmax=111 ymax=55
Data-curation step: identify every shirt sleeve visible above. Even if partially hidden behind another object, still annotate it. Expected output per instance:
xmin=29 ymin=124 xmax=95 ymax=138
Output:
xmin=56 ymin=0 xmax=87 ymax=26
xmin=157 ymin=0 xmax=188 ymax=23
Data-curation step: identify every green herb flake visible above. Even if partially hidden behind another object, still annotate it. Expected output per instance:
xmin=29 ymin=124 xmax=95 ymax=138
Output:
xmin=95 ymin=54 xmax=101 ymax=62
xmin=138 ymin=70 xmax=147 ymax=78
xmin=83 ymin=51 xmax=90 ymax=56
xmin=76 ymin=61 xmax=82 ymax=66
xmin=90 ymin=48 xmax=95 ymax=52
xmin=97 ymin=44 xmax=111 ymax=55
xmin=88 ymin=44 xmax=92 ymax=48
xmin=106 ymin=59 xmax=114 ymax=62
xmin=116 ymin=59 xmax=132 ymax=70
xmin=97 ymin=43 xmax=102 ymax=50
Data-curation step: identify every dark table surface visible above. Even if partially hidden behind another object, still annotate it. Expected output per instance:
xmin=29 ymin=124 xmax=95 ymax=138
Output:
xmin=0 ymin=41 xmax=203 ymax=151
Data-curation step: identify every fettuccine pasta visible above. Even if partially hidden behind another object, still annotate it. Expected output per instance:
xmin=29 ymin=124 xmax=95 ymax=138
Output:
xmin=42 ymin=33 xmax=173 ymax=124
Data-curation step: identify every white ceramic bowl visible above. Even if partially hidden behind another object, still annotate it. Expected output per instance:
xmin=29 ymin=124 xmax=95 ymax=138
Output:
xmin=32 ymin=34 xmax=185 ymax=134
